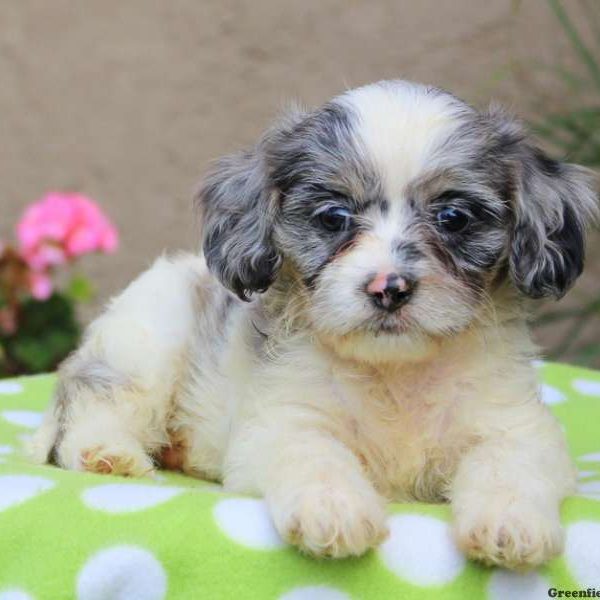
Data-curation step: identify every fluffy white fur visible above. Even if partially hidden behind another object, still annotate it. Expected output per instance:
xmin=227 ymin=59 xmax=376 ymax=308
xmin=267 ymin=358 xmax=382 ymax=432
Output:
xmin=30 ymin=81 xmax=589 ymax=570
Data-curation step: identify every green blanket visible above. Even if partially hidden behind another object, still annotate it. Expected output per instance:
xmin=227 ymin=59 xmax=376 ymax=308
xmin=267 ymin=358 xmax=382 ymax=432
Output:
xmin=0 ymin=363 xmax=599 ymax=599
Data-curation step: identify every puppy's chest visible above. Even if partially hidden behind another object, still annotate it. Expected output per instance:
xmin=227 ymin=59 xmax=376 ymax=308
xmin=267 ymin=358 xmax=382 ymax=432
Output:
xmin=331 ymin=365 xmax=472 ymax=499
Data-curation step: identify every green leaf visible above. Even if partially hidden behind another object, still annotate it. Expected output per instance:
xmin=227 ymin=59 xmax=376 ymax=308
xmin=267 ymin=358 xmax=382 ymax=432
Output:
xmin=533 ymin=107 xmax=600 ymax=164
xmin=572 ymin=341 xmax=600 ymax=366
xmin=530 ymin=60 xmax=592 ymax=91
xmin=1 ymin=293 xmax=81 ymax=375
xmin=66 ymin=275 xmax=95 ymax=303
xmin=578 ymin=0 xmax=600 ymax=51
xmin=549 ymin=0 xmax=600 ymax=90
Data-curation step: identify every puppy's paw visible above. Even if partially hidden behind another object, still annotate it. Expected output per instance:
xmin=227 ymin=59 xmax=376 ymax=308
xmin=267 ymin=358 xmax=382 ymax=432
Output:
xmin=271 ymin=484 xmax=388 ymax=558
xmin=453 ymin=496 xmax=564 ymax=570
xmin=79 ymin=445 xmax=155 ymax=477
xmin=56 ymin=436 xmax=155 ymax=477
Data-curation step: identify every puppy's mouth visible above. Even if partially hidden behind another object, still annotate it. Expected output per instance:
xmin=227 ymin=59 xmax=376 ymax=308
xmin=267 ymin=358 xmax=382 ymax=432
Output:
xmin=365 ymin=312 xmax=413 ymax=336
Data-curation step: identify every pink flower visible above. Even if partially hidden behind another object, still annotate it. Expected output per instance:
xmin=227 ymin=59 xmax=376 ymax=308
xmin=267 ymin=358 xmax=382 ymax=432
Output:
xmin=22 ymin=244 xmax=66 ymax=271
xmin=28 ymin=271 xmax=53 ymax=300
xmin=16 ymin=193 xmax=118 ymax=272
xmin=99 ymin=225 xmax=118 ymax=253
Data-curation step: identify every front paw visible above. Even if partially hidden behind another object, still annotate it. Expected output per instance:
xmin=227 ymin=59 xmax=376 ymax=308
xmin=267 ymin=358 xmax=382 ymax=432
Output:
xmin=453 ymin=496 xmax=564 ymax=570
xmin=270 ymin=484 xmax=389 ymax=558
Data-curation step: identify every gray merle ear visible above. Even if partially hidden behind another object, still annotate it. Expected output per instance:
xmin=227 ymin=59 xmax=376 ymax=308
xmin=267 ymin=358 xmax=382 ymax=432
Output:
xmin=197 ymin=138 xmax=282 ymax=300
xmin=197 ymin=110 xmax=307 ymax=300
xmin=489 ymin=110 xmax=598 ymax=299
xmin=511 ymin=149 xmax=598 ymax=299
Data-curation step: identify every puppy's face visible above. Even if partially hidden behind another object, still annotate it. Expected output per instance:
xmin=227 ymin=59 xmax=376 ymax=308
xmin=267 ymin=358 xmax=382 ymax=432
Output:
xmin=272 ymin=85 xmax=506 ymax=356
xmin=200 ymin=81 xmax=597 ymax=361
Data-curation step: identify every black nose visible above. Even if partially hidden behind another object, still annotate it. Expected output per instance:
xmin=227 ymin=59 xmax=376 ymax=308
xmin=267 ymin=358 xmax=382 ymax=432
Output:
xmin=367 ymin=273 xmax=416 ymax=313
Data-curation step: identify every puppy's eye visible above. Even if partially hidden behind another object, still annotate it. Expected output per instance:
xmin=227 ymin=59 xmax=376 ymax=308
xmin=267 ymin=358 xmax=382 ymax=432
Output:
xmin=316 ymin=206 xmax=353 ymax=232
xmin=436 ymin=207 xmax=470 ymax=233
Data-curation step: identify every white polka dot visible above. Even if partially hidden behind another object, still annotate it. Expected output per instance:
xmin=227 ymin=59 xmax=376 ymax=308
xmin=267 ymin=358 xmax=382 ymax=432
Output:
xmin=579 ymin=452 xmax=600 ymax=463
xmin=578 ymin=481 xmax=600 ymax=500
xmin=572 ymin=379 xmax=600 ymax=397
xmin=0 ymin=411 xmax=42 ymax=429
xmin=82 ymin=483 xmax=183 ymax=513
xmin=77 ymin=546 xmax=166 ymax=600
xmin=487 ymin=571 xmax=550 ymax=600
xmin=280 ymin=586 xmax=350 ymax=600
xmin=565 ymin=521 xmax=600 ymax=587
xmin=0 ymin=589 xmax=34 ymax=600
xmin=213 ymin=498 xmax=285 ymax=550
xmin=0 ymin=446 xmax=14 ymax=455
xmin=531 ymin=359 xmax=545 ymax=368
xmin=539 ymin=384 xmax=565 ymax=405
xmin=379 ymin=514 xmax=465 ymax=586
xmin=0 ymin=382 xmax=24 ymax=395
xmin=0 ymin=475 xmax=54 ymax=511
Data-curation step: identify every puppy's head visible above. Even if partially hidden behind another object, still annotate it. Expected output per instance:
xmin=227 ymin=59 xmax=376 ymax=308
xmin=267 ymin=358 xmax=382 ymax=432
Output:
xmin=198 ymin=80 xmax=597 ymax=362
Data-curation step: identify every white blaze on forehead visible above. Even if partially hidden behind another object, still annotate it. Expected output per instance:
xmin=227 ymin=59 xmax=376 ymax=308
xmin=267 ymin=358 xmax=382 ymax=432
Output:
xmin=339 ymin=81 xmax=468 ymax=200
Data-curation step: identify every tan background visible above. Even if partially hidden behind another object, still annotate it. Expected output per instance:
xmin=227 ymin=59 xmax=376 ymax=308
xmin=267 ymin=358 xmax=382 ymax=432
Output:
xmin=1 ymin=1 xmax=598 ymax=359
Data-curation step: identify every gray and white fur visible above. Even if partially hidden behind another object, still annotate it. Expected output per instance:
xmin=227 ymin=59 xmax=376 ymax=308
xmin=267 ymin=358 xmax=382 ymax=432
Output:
xmin=31 ymin=80 xmax=597 ymax=568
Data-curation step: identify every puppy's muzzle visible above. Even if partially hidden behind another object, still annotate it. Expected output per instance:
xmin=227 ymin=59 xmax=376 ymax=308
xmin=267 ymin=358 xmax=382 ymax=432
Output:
xmin=365 ymin=272 xmax=416 ymax=313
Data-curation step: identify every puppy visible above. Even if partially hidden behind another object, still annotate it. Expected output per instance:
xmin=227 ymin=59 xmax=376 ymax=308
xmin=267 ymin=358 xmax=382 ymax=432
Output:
xmin=31 ymin=80 xmax=597 ymax=569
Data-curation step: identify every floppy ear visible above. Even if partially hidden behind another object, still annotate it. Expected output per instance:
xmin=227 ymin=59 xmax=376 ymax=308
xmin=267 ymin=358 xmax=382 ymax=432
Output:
xmin=197 ymin=109 xmax=308 ymax=300
xmin=492 ymin=112 xmax=598 ymax=299
xmin=197 ymin=142 xmax=281 ymax=300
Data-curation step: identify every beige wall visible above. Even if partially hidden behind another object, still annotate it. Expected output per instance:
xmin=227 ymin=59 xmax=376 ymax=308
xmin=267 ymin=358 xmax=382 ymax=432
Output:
xmin=1 ymin=1 xmax=597 ymax=358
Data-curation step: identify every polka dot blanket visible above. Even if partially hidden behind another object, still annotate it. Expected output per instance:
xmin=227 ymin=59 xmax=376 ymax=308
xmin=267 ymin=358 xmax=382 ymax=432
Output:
xmin=0 ymin=363 xmax=599 ymax=600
